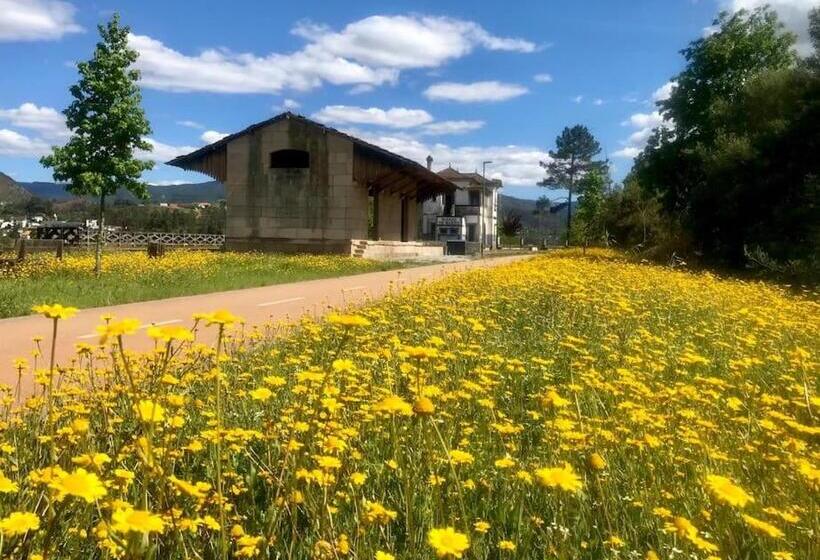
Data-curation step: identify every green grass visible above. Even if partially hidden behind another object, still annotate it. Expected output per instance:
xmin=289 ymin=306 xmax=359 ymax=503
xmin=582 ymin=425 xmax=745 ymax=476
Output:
xmin=0 ymin=250 xmax=404 ymax=318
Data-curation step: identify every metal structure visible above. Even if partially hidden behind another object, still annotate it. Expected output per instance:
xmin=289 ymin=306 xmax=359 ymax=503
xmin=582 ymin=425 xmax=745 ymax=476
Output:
xmin=481 ymin=160 xmax=492 ymax=257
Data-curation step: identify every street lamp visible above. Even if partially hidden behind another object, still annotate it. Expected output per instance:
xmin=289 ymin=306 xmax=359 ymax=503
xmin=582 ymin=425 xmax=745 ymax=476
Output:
xmin=481 ymin=160 xmax=492 ymax=257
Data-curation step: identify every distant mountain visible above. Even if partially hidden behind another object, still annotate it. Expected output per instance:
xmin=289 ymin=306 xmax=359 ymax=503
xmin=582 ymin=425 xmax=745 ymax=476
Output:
xmin=19 ymin=180 xmax=225 ymax=203
xmin=499 ymin=194 xmax=578 ymax=230
xmin=8 ymin=179 xmax=571 ymax=226
xmin=0 ymin=172 xmax=32 ymax=204
xmin=499 ymin=194 xmax=537 ymax=219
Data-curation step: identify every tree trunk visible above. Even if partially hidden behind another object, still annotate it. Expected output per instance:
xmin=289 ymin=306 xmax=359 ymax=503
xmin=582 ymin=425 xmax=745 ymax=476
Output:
xmin=95 ymin=194 xmax=105 ymax=277
xmin=566 ymin=188 xmax=573 ymax=246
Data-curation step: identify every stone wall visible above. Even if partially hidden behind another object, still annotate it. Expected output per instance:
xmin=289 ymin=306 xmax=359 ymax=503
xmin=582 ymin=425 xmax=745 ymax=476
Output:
xmin=223 ymin=117 xmax=423 ymax=253
xmin=225 ymin=118 xmax=368 ymax=251
xmin=351 ymin=239 xmax=444 ymax=259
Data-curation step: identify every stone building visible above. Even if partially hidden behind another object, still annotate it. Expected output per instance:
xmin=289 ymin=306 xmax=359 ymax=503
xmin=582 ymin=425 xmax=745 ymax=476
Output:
xmin=421 ymin=165 xmax=502 ymax=252
xmin=168 ymin=112 xmax=456 ymax=257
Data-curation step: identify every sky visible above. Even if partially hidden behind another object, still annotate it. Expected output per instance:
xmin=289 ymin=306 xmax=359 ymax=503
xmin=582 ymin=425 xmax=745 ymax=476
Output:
xmin=0 ymin=0 xmax=815 ymax=200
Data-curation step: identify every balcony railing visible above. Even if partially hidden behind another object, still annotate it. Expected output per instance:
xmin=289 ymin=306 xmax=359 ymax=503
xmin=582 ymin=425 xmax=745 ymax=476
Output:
xmin=454 ymin=205 xmax=480 ymax=216
xmin=436 ymin=216 xmax=465 ymax=226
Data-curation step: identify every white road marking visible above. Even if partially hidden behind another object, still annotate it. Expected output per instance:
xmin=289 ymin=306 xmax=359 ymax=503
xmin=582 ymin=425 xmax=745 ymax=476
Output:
xmin=258 ymin=296 xmax=305 ymax=307
xmin=76 ymin=319 xmax=182 ymax=339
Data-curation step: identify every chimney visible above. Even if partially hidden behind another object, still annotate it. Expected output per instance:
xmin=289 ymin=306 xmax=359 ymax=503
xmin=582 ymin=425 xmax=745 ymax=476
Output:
xmin=426 ymin=154 xmax=433 ymax=170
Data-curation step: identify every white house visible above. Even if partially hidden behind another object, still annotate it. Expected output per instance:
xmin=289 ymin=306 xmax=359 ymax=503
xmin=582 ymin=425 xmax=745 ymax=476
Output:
xmin=420 ymin=159 xmax=502 ymax=251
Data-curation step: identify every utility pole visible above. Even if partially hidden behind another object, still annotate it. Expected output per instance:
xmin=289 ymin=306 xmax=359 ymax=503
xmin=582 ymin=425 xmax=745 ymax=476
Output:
xmin=481 ymin=160 xmax=492 ymax=257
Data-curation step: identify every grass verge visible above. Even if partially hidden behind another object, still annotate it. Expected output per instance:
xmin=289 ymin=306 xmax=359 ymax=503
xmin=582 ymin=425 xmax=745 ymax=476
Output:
xmin=0 ymin=250 xmax=402 ymax=318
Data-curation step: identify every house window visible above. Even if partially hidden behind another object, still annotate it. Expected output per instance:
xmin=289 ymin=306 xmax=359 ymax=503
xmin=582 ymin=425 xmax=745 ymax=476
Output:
xmin=469 ymin=190 xmax=480 ymax=206
xmin=467 ymin=224 xmax=477 ymax=241
xmin=270 ymin=149 xmax=309 ymax=169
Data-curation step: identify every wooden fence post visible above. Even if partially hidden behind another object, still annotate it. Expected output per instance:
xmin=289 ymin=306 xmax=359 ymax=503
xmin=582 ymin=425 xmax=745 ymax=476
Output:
xmin=16 ymin=239 xmax=27 ymax=262
xmin=147 ymin=242 xmax=166 ymax=258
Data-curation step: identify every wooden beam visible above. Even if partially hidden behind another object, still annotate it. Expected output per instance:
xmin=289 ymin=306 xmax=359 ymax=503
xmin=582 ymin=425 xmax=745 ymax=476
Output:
xmin=367 ymin=168 xmax=406 ymax=192
xmin=384 ymin=175 xmax=418 ymax=196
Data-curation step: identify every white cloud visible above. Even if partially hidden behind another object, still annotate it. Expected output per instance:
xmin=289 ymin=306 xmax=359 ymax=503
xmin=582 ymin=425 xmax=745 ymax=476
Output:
xmin=138 ymin=138 xmax=198 ymax=164
xmin=627 ymin=127 xmax=655 ymax=146
xmin=722 ymin=0 xmax=816 ymax=55
xmin=571 ymin=95 xmax=583 ymax=103
xmin=0 ymin=100 xmax=204 ymax=170
xmin=0 ymin=128 xmax=50 ymax=156
xmin=0 ymin=101 xmax=195 ymax=167
xmin=311 ymin=106 xmax=483 ymax=135
xmin=652 ymin=81 xmax=676 ymax=102
xmin=621 ymin=110 xmax=664 ymax=129
xmin=424 ymin=81 xmax=528 ymax=102
xmin=0 ymin=102 xmax=68 ymax=139
xmin=533 ymin=73 xmax=553 ymax=83
xmin=421 ymin=120 xmax=485 ymax=135
xmin=129 ymin=33 xmax=396 ymax=94
xmin=342 ymin=127 xmax=548 ymax=187
xmin=612 ymin=147 xmax=642 ymax=159
xmin=130 ymin=15 xmax=535 ymax=94
xmin=0 ymin=0 xmax=82 ymax=42
xmin=177 ymin=120 xmax=204 ymax=129
xmin=313 ymin=105 xmax=433 ymax=128
xmin=702 ymin=24 xmax=720 ymax=37
xmin=148 ymin=180 xmax=189 ymax=186
xmin=272 ymin=98 xmax=303 ymax=112
xmin=292 ymin=15 xmax=535 ymax=68
xmin=593 ymin=98 xmax=604 ymax=106
xmin=348 ymin=84 xmax=375 ymax=95
xmin=200 ymin=130 xmax=229 ymax=144
xmin=614 ymin=105 xmax=673 ymax=160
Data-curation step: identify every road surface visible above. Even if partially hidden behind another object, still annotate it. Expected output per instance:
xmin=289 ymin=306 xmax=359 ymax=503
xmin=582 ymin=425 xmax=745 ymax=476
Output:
xmin=0 ymin=254 xmax=529 ymax=392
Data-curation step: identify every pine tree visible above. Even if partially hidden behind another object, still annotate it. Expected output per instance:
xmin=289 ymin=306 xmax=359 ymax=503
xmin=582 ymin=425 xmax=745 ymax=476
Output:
xmin=539 ymin=125 xmax=604 ymax=245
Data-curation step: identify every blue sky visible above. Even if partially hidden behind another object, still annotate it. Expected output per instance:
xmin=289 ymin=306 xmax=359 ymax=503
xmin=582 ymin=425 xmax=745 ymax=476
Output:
xmin=0 ymin=0 xmax=814 ymax=199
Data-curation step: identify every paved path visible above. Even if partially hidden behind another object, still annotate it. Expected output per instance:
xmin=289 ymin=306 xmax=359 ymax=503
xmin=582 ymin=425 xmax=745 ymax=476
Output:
xmin=0 ymin=255 xmax=529 ymax=392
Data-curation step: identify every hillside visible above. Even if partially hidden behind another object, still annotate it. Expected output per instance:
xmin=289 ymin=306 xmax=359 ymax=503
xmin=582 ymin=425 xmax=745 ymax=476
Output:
xmin=499 ymin=194 xmax=537 ymax=224
xmin=8 ymin=181 xmax=550 ymax=216
xmin=0 ymin=172 xmax=32 ymax=204
xmin=499 ymin=194 xmax=579 ymax=231
xmin=18 ymin=180 xmax=225 ymax=203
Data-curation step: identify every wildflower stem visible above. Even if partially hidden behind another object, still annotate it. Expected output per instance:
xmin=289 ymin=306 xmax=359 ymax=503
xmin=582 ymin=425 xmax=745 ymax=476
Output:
xmin=47 ymin=317 xmax=58 ymax=463
xmin=428 ymin=418 xmax=469 ymax=533
xmin=214 ymin=325 xmax=227 ymax=560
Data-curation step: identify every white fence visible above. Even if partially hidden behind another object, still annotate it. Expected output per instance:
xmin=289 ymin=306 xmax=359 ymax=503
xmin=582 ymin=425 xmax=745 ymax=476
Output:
xmin=79 ymin=229 xmax=224 ymax=249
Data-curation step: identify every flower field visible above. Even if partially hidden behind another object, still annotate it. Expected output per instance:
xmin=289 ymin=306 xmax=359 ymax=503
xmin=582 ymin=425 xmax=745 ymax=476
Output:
xmin=0 ymin=250 xmax=399 ymax=318
xmin=1 ymin=250 xmax=817 ymax=559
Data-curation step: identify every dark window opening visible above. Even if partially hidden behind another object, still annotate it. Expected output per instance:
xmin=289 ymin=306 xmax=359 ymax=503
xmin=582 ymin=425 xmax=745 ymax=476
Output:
xmin=270 ymin=149 xmax=309 ymax=169
xmin=467 ymin=223 xmax=477 ymax=241
xmin=444 ymin=193 xmax=455 ymax=215
xmin=469 ymin=190 xmax=480 ymax=206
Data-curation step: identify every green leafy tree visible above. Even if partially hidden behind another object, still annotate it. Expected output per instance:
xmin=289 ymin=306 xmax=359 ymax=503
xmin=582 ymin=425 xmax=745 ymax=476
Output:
xmin=600 ymin=174 xmax=664 ymax=250
xmin=634 ymin=7 xmax=802 ymax=264
xmin=539 ymin=125 xmax=604 ymax=245
xmin=695 ymin=64 xmax=819 ymax=263
xmin=41 ymin=14 xmax=153 ymax=275
xmin=662 ymin=8 xmax=795 ymax=146
xmin=532 ymin=195 xmax=551 ymax=235
xmin=500 ymin=212 xmax=523 ymax=237
xmin=805 ymin=6 xmax=820 ymax=72
xmin=573 ymin=169 xmax=608 ymax=248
